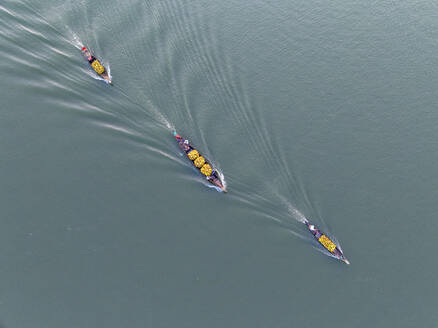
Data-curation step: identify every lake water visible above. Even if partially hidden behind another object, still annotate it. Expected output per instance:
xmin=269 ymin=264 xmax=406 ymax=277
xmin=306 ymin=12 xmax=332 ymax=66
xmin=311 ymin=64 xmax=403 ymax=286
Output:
xmin=1 ymin=0 xmax=437 ymax=327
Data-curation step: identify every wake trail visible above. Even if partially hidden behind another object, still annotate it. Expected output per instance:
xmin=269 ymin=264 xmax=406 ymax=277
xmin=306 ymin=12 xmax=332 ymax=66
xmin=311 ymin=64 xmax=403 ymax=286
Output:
xmin=16 ymin=1 xmax=345 ymax=255
xmin=113 ymin=83 xmax=173 ymax=131
xmin=6 ymin=1 xmax=181 ymax=172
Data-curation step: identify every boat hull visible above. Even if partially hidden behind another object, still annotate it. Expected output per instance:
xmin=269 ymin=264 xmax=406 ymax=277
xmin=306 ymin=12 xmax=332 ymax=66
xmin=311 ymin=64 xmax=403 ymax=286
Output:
xmin=305 ymin=221 xmax=349 ymax=264
xmin=174 ymin=132 xmax=226 ymax=192
xmin=81 ymin=47 xmax=112 ymax=84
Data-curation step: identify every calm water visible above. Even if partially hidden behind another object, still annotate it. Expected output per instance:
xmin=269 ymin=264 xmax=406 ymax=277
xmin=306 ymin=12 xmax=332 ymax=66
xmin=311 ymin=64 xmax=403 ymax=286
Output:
xmin=1 ymin=0 xmax=437 ymax=327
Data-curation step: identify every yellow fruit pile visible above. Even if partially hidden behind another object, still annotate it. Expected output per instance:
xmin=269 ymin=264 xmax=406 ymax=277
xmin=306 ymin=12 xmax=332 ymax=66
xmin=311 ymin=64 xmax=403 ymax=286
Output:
xmin=318 ymin=235 xmax=337 ymax=253
xmin=91 ymin=60 xmax=105 ymax=74
xmin=187 ymin=150 xmax=199 ymax=160
xmin=200 ymin=163 xmax=212 ymax=176
xmin=187 ymin=148 xmax=213 ymax=177
xmin=194 ymin=156 xmax=205 ymax=168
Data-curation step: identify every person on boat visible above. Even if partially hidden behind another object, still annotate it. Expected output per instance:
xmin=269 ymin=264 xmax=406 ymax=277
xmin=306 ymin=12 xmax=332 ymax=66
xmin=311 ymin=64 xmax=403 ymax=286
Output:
xmin=182 ymin=139 xmax=191 ymax=152
xmin=309 ymin=224 xmax=317 ymax=234
xmin=174 ymin=132 xmax=191 ymax=152
xmin=87 ymin=55 xmax=96 ymax=64
xmin=309 ymin=224 xmax=322 ymax=238
xmin=82 ymin=47 xmax=95 ymax=63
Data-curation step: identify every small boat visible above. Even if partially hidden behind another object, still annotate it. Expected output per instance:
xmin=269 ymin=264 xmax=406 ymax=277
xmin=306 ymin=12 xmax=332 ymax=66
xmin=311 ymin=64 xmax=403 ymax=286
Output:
xmin=81 ymin=46 xmax=112 ymax=84
xmin=174 ymin=131 xmax=227 ymax=192
xmin=304 ymin=220 xmax=349 ymax=264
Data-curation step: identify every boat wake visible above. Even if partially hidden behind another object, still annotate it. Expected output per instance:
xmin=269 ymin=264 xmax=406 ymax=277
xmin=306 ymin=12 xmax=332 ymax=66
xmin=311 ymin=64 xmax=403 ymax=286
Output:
xmin=13 ymin=0 xmax=347 ymax=261
xmin=70 ymin=32 xmax=83 ymax=50
xmin=287 ymin=205 xmax=308 ymax=224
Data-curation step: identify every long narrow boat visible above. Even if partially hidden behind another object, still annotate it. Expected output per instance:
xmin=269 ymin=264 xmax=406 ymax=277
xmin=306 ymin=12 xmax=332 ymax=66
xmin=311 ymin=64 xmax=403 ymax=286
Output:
xmin=304 ymin=220 xmax=349 ymax=264
xmin=81 ymin=46 xmax=112 ymax=84
xmin=174 ymin=131 xmax=227 ymax=192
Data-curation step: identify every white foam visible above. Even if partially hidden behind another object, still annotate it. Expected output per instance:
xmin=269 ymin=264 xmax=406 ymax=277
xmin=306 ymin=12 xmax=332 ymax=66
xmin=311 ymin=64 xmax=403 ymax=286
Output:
xmin=287 ymin=205 xmax=308 ymax=224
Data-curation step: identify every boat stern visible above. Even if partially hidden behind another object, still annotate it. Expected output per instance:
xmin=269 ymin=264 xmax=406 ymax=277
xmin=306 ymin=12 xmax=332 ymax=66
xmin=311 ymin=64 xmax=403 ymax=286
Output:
xmin=81 ymin=46 xmax=89 ymax=56
xmin=173 ymin=131 xmax=182 ymax=141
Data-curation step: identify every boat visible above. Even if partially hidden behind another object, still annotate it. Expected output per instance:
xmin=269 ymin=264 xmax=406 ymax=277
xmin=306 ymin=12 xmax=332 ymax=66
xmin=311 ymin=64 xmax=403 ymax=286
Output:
xmin=173 ymin=131 xmax=227 ymax=192
xmin=304 ymin=220 xmax=349 ymax=264
xmin=81 ymin=46 xmax=112 ymax=84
